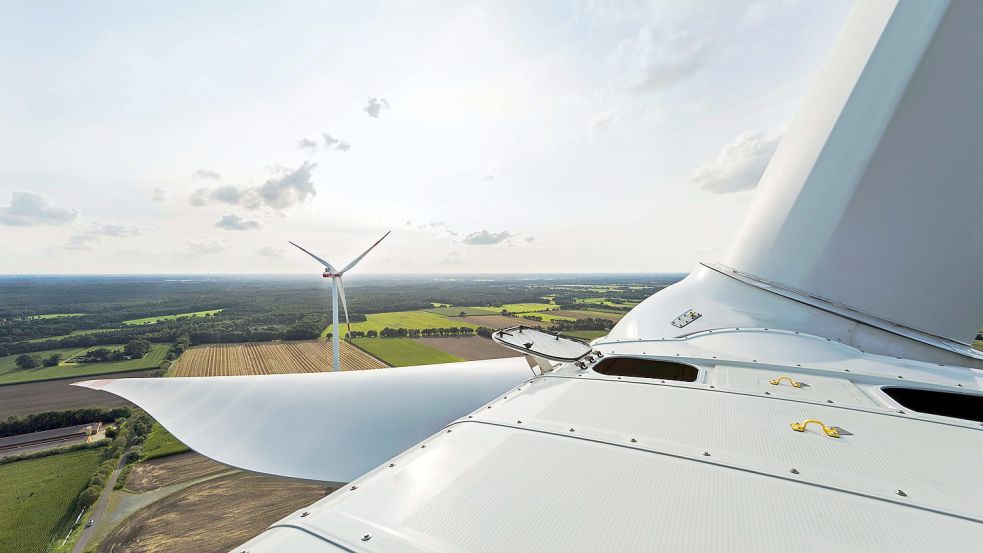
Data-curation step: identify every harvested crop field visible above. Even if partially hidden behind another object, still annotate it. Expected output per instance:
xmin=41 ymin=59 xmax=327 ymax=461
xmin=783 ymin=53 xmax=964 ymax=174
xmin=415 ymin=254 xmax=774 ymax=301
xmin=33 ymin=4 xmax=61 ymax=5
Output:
xmin=97 ymin=473 xmax=334 ymax=553
xmin=170 ymin=340 xmax=386 ymax=377
xmin=548 ymin=309 xmax=626 ymax=322
xmin=125 ymin=452 xmax=228 ymax=493
xmin=418 ymin=336 xmax=522 ymax=361
xmin=0 ymin=368 xmax=159 ymax=419
xmin=456 ymin=315 xmax=534 ymax=329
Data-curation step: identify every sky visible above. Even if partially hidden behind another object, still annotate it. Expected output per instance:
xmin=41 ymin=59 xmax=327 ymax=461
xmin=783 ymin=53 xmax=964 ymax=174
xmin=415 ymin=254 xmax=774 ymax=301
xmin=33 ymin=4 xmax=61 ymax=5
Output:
xmin=0 ymin=0 xmax=852 ymax=274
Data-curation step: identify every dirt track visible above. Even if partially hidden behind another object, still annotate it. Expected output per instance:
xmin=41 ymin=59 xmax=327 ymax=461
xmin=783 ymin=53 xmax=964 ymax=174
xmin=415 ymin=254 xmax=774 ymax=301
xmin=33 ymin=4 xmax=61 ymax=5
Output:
xmin=98 ymin=472 xmax=333 ymax=553
xmin=418 ymin=336 xmax=521 ymax=361
xmin=0 ymin=368 xmax=159 ymax=419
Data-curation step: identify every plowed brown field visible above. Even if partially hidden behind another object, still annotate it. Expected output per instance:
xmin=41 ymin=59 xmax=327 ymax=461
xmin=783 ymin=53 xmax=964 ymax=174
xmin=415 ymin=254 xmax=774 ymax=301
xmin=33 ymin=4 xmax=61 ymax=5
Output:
xmin=171 ymin=340 xmax=387 ymax=377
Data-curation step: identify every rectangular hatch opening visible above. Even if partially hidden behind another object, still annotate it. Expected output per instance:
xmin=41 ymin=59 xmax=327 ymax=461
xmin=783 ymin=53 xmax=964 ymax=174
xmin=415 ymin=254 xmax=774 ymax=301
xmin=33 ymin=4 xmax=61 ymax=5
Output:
xmin=593 ymin=357 xmax=698 ymax=382
xmin=883 ymin=387 xmax=983 ymax=423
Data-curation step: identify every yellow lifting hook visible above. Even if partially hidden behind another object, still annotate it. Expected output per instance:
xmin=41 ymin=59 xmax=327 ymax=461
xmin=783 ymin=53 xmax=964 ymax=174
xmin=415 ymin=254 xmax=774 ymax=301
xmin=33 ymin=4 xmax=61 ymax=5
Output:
xmin=791 ymin=419 xmax=840 ymax=438
xmin=769 ymin=375 xmax=802 ymax=388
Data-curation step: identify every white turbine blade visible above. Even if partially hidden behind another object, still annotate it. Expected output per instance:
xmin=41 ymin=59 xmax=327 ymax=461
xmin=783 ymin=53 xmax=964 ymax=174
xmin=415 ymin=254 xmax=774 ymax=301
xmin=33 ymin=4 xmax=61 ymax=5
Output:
xmin=339 ymin=230 xmax=391 ymax=274
xmin=73 ymin=358 xmax=531 ymax=483
xmin=337 ymin=277 xmax=351 ymax=338
xmin=288 ymin=241 xmax=336 ymax=272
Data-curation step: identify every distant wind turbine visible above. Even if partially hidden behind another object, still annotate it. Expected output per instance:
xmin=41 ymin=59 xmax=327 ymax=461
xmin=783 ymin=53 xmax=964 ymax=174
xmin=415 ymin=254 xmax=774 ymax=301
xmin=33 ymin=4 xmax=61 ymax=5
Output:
xmin=289 ymin=231 xmax=391 ymax=371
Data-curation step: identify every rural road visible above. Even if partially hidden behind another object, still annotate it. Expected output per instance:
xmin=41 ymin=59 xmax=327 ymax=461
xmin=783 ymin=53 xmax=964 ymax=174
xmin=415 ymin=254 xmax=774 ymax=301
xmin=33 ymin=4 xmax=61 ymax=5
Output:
xmin=72 ymin=448 xmax=130 ymax=553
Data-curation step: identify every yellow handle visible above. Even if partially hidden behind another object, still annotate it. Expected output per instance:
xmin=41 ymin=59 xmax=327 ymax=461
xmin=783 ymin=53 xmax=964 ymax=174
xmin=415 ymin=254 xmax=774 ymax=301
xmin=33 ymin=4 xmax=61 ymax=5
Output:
xmin=770 ymin=376 xmax=802 ymax=388
xmin=790 ymin=419 xmax=840 ymax=438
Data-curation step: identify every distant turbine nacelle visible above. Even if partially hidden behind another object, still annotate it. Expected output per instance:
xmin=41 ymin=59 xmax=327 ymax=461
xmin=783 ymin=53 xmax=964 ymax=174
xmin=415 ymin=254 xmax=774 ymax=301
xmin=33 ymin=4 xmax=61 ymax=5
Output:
xmin=289 ymin=231 xmax=392 ymax=371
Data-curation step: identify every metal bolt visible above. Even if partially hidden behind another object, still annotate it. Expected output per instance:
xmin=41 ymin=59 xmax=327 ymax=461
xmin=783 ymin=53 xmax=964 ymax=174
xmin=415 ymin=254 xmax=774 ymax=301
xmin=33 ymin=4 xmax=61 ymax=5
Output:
xmin=702 ymin=451 xmax=710 ymax=457
xmin=898 ymin=375 xmax=904 ymax=379
xmin=362 ymin=533 xmax=372 ymax=541
xmin=898 ymin=410 xmax=905 ymax=414
xmin=827 ymin=399 xmax=834 ymax=404
xmin=350 ymin=485 xmax=358 ymax=490
xmin=446 ymin=429 xmax=452 ymax=433
xmin=421 ymin=444 xmax=426 ymax=448
xmin=517 ymin=420 xmax=522 ymax=424
xmin=388 ymin=463 xmax=395 ymax=468
xmin=896 ymin=490 xmax=907 ymax=497
xmin=764 ymin=391 xmax=771 ymax=396
xmin=844 ymin=369 xmax=850 ymax=372
xmin=301 ymin=511 xmax=310 ymax=517
xmin=468 ymin=415 xmax=473 ymax=418
xmin=569 ymin=428 xmax=576 ymax=432
xmin=630 ymin=438 xmax=637 ymax=443
xmin=789 ymin=468 xmax=799 ymax=475
xmin=956 ymin=383 xmax=963 ymax=387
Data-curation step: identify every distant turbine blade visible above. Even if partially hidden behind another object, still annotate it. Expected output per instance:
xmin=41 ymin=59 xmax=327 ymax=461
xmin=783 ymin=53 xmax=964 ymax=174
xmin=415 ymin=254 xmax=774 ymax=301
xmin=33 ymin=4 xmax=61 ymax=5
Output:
xmin=288 ymin=241 xmax=336 ymax=272
xmin=337 ymin=277 xmax=352 ymax=339
xmin=339 ymin=231 xmax=391 ymax=274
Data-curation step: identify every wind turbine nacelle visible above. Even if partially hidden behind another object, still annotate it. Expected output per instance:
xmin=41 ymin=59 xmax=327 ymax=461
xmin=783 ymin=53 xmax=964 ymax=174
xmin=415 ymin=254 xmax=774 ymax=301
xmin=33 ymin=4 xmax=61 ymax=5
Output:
xmin=323 ymin=272 xmax=341 ymax=278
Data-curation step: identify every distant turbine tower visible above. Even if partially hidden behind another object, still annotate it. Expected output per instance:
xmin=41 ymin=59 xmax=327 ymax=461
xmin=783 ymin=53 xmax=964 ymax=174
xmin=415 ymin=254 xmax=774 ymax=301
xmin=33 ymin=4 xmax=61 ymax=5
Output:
xmin=289 ymin=231 xmax=391 ymax=371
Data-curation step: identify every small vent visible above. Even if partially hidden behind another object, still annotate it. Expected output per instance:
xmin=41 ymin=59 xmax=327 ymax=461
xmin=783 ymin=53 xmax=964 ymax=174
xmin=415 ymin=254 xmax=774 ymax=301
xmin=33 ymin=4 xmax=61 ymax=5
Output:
xmin=593 ymin=357 xmax=698 ymax=382
xmin=883 ymin=387 xmax=983 ymax=423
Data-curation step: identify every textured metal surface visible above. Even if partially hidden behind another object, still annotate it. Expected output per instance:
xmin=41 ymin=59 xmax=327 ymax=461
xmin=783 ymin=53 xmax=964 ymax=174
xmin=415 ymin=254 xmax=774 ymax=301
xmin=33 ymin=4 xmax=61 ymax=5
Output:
xmin=257 ymin=422 xmax=983 ymax=552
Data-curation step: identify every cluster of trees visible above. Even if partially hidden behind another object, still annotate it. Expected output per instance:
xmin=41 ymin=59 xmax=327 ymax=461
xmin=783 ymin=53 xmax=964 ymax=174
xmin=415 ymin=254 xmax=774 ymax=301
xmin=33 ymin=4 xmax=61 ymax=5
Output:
xmin=548 ymin=317 xmax=615 ymax=332
xmin=371 ymin=327 xmax=477 ymax=338
xmin=14 ymin=352 xmax=62 ymax=369
xmin=0 ymin=407 xmax=131 ymax=438
xmin=78 ymin=410 xmax=154 ymax=509
xmin=77 ymin=339 xmax=153 ymax=363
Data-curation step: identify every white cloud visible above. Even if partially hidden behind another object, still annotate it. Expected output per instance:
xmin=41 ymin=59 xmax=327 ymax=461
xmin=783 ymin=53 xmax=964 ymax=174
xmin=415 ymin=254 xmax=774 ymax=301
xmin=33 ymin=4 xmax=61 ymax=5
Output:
xmin=215 ymin=214 xmax=261 ymax=231
xmin=258 ymin=245 xmax=283 ymax=257
xmin=462 ymin=230 xmax=512 ymax=245
xmin=322 ymin=133 xmax=340 ymax=147
xmin=0 ymin=192 xmax=79 ymax=226
xmin=688 ymin=130 xmax=781 ymax=193
xmin=335 ymin=141 xmax=351 ymax=152
xmin=152 ymin=187 xmax=166 ymax=203
xmin=186 ymin=239 xmax=227 ymax=254
xmin=193 ymin=169 xmax=221 ymax=180
xmin=65 ymin=222 xmax=141 ymax=250
xmin=298 ymin=138 xmax=318 ymax=150
xmin=187 ymin=162 xmax=317 ymax=211
xmin=628 ymin=21 xmax=712 ymax=93
xmin=363 ymin=97 xmax=389 ymax=118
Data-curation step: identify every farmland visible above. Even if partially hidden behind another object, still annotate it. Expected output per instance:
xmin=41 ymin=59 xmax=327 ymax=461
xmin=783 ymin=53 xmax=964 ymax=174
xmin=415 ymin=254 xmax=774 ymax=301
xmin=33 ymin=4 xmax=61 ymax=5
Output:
xmin=122 ymin=309 xmax=223 ymax=326
xmin=340 ymin=310 xmax=478 ymax=335
xmin=425 ymin=306 xmax=499 ymax=317
xmin=418 ymin=336 xmax=522 ymax=361
xmin=495 ymin=302 xmax=557 ymax=313
xmin=123 ymin=452 xmax=228 ymax=493
xmin=562 ymin=330 xmax=610 ymax=341
xmin=170 ymin=340 xmax=386 ymax=376
xmin=97 ymin=472 xmax=330 ymax=553
xmin=0 ymin=447 xmax=106 ymax=553
xmin=140 ymin=424 xmax=190 ymax=461
xmin=352 ymin=338 xmax=464 ymax=367
xmin=0 ymin=344 xmax=169 ymax=386
xmin=0 ymin=368 xmax=158 ymax=420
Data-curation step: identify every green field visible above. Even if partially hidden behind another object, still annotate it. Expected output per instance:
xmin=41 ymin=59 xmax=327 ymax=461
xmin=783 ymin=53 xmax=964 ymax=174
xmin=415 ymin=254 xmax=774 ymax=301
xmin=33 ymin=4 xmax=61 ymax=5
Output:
xmin=327 ymin=311 xmax=477 ymax=337
xmin=519 ymin=312 xmax=576 ymax=323
xmin=0 ymin=343 xmax=169 ymax=385
xmin=576 ymin=298 xmax=639 ymax=308
xmin=140 ymin=423 xmax=190 ymax=461
xmin=494 ymin=303 xmax=556 ymax=313
xmin=425 ymin=306 xmax=498 ymax=317
xmin=123 ymin=309 xmax=223 ymax=326
xmin=28 ymin=313 xmax=85 ymax=320
xmin=352 ymin=338 xmax=464 ymax=367
xmin=0 ymin=448 xmax=105 ymax=553
xmin=25 ymin=328 xmax=123 ymax=344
